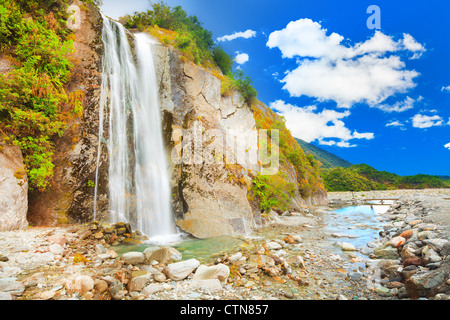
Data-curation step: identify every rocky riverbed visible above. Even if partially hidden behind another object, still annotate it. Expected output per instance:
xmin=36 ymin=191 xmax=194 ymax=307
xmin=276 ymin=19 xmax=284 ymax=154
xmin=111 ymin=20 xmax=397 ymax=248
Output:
xmin=1 ymin=189 xmax=449 ymax=300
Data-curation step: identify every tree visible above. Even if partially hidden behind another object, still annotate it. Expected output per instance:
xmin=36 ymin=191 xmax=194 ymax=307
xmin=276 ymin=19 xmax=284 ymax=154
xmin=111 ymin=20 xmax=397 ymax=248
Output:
xmin=212 ymin=46 xmax=233 ymax=75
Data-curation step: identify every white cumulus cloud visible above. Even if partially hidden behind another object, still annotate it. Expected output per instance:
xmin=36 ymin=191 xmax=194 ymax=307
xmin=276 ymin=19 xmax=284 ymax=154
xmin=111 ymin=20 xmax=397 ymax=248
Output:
xmin=442 ymin=86 xmax=450 ymax=92
xmin=411 ymin=114 xmax=444 ymax=128
xmin=386 ymin=120 xmax=404 ymax=127
xmin=217 ymin=29 xmax=256 ymax=42
xmin=445 ymin=143 xmax=450 ymax=150
xmin=266 ymin=19 xmax=423 ymax=109
xmin=269 ymin=100 xmax=374 ymax=147
xmin=376 ymin=96 xmax=416 ymax=113
xmin=234 ymin=52 xmax=249 ymax=65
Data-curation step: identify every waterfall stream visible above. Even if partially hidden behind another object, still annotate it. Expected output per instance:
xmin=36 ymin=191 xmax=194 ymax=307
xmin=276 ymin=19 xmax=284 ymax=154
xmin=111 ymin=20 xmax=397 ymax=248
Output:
xmin=94 ymin=16 xmax=177 ymax=241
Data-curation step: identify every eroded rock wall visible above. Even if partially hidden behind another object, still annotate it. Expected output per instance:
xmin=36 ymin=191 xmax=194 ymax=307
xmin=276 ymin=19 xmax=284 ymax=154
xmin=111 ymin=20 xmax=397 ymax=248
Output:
xmin=153 ymin=44 xmax=259 ymax=238
xmin=27 ymin=1 xmax=105 ymax=226
xmin=0 ymin=141 xmax=28 ymax=231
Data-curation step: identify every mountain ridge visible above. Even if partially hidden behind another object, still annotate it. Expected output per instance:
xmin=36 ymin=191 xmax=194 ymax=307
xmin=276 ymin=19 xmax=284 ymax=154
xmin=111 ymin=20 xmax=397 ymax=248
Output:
xmin=294 ymin=138 xmax=352 ymax=169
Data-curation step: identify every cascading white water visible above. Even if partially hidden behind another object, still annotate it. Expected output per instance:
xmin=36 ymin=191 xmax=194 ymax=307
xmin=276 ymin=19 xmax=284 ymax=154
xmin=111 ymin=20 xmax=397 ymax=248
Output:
xmin=94 ymin=16 xmax=177 ymax=241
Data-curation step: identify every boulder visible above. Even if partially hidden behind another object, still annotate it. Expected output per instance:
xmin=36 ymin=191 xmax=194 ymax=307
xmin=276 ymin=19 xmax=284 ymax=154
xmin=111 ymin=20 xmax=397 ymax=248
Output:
xmin=0 ymin=142 xmax=28 ymax=231
xmin=65 ymin=274 xmax=94 ymax=294
xmin=374 ymin=243 xmax=400 ymax=259
xmin=121 ymin=252 xmax=145 ymax=265
xmin=192 ymin=264 xmax=230 ymax=284
xmin=389 ymin=236 xmax=406 ymax=248
xmin=338 ymin=242 xmax=356 ymax=251
xmin=128 ymin=274 xmax=152 ymax=292
xmin=144 ymin=246 xmax=182 ymax=264
xmin=399 ymin=230 xmax=414 ymax=240
xmin=264 ymin=241 xmax=283 ymax=250
xmin=423 ymin=248 xmax=442 ymax=264
xmin=163 ymin=258 xmax=200 ymax=281
xmin=405 ymin=262 xmax=450 ymax=298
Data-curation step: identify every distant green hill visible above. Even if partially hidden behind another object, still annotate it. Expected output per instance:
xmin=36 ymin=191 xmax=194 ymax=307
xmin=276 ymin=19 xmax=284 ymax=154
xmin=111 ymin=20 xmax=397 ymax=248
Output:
xmin=322 ymin=163 xmax=450 ymax=191
xmin=295 ymin=138 xmax=352 ymax=169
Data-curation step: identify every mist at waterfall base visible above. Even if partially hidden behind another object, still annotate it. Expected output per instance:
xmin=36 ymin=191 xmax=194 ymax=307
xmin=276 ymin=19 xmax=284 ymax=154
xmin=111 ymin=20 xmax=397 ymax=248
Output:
xmin=94 ymin=17 xmax=180 ymax=244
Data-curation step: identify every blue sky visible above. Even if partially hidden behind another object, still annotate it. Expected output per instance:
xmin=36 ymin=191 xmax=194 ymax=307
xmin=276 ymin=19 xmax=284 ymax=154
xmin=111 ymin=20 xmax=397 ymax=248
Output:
xmin=101 ymin=0 xmax=450 ymax=176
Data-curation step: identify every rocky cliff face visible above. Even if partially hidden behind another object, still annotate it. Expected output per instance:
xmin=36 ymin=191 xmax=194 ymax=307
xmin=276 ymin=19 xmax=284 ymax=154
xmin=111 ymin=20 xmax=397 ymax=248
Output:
xmin=152 ymin=42 xmax=327 ymax=238
xmin=0 ymin=141 xmax=28 ymax=231
xmin=27 ymin=1 xmax=104 ymax=226
xmin=152 ymin=44 xmax=260 ymax=238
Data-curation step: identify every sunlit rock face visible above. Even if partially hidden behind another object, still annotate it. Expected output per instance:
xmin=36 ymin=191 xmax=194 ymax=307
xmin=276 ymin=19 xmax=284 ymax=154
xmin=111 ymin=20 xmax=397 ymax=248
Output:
xmin=0 ymin=141 xmax=28 ymax=231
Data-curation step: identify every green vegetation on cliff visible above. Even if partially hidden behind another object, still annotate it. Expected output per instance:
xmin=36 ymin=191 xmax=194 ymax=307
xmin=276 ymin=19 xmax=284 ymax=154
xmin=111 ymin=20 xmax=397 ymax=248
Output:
xmin=121 ymin=1 xmax=257 ymax=104
xmin=251 ymin=101 xmax=325 ymax=212
xmin=0 ymin=0 xmax=86 ymax=189
xmin=323 ymin=163 xmax=449 ymax=192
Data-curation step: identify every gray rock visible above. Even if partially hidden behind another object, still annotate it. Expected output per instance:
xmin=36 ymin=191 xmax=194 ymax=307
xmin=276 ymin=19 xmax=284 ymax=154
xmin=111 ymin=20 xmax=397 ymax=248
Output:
xmin=121 ymin=252 xmax=145 ymax=265
xmin=143 ymin=246 xmax=182 ymax=264
xmin=424 ymin=239 xmax=449 ymax=251
xmin=405 ymin=262 xmax=450 ymax=298
xmin=0 ymin=292 xmax=12 ymax=300
xmin=0 ymin=142 xmax=28 ymax=232
xmin=128 ymin=274 xmax=152 ymax=292
xmin=265 ymin=241 xmax=283 ymax=250
xmin=0 ymin=278 xmax=25 ymax=295
xmin=163 ymin=258 xmax=200 ymax=281
xmin=49 ymin=243 xmax=64 ymax=255
xmin=374 ymin=243 xmax=400 ymax=259
xmin=192 ymin=264 xmax=230 ymax=284
xmin=423 ymin=248 xmax=442 ymax=264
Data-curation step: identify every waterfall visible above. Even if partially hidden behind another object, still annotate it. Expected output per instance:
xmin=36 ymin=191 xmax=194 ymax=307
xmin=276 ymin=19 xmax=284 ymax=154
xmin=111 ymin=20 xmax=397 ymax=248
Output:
xmin=94 ymin=16 xmax=177 ymax=241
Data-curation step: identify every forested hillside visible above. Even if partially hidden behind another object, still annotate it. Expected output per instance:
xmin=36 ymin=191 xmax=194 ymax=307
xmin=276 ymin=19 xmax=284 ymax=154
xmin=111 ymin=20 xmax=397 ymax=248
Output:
xmin=295 ymin=138 xmax=352 ymax=169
